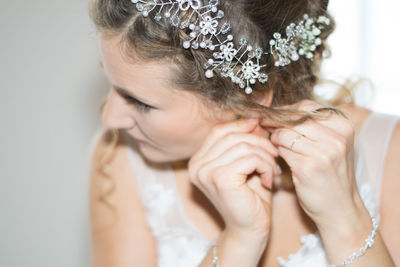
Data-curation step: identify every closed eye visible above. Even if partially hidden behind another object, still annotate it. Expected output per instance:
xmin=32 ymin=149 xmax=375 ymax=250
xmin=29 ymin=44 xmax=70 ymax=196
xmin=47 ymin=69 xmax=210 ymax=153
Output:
xmin=112 ymin=85 xmax=155 ymax=113
xmin=122 ymin=93 xmax=153 ymax=112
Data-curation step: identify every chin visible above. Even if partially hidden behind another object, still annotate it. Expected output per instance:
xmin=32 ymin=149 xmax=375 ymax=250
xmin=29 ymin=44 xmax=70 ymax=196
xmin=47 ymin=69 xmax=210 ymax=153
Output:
xmin=137 ymin=142 xmax=190 ymax=164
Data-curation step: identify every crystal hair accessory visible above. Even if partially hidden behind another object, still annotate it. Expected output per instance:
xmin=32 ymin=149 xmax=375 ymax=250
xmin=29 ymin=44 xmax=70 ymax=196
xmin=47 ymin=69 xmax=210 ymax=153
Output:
xmin=131 ymin=0 xmax=330 ymax=94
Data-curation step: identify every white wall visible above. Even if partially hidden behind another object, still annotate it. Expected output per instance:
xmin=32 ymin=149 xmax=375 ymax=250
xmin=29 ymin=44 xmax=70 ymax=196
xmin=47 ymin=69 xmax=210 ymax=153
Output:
xmin=0 ymin=1 xmax=399 ymax=267
xmin=0 ymin=1 xmax=107 ymax=266
xmin=322 ymin=0 xmax=400 ymax=115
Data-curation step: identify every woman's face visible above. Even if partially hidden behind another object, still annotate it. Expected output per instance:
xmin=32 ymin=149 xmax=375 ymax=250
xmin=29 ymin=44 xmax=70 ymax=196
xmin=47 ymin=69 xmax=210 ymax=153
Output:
xmin=98 ymin=34 xmax=272 ymax=163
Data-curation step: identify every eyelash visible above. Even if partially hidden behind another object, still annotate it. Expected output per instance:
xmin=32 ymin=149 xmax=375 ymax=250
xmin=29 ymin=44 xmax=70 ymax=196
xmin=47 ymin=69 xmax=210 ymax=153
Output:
xmin=123 ymin=94 xmax=153 ymax=112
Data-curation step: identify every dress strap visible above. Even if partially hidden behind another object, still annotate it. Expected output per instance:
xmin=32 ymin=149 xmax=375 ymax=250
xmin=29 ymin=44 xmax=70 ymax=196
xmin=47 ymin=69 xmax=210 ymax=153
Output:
xmin=354 ymin=112 xmax=399 ymax=217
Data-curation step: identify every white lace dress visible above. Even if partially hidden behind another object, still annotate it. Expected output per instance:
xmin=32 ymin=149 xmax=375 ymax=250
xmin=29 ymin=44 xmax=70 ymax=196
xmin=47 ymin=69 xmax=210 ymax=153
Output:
xmin=122 ymin=111 xmax=399 ymax=267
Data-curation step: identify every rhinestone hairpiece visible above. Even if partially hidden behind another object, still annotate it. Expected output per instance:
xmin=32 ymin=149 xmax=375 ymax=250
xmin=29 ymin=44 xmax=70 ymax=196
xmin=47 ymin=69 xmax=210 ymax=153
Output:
xmin=131 ymin=0 xmax=330 ymax=94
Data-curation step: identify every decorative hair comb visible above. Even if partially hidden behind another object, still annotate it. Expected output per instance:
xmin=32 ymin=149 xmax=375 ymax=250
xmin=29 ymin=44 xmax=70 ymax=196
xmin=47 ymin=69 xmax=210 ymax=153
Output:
xmin=131 ymin=0 xmax=330 ymax=94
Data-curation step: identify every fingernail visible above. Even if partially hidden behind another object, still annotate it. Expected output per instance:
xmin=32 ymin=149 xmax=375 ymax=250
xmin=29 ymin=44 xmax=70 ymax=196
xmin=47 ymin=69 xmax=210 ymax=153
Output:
xmin=246 ymin=118 xmax=258 ymax=124
xmin=268 ymin=178 xmax=273 ymax=189
xmin=275 ymin=164 xmax=282 ymax=175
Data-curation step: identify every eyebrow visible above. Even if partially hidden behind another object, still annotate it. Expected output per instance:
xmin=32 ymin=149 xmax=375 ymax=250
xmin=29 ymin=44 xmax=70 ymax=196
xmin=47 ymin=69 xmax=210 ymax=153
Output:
xmin=113 ymin=85 xmax=154 ymax=105
xmin=98 ymin=60 xmax=156 ymax=106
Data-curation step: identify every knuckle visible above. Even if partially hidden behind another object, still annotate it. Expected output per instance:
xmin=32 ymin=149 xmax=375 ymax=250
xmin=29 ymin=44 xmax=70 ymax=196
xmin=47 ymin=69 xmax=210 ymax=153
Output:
xmin=197 ymin=163 xmax=211 ymax=186
xmin=275 ymin=129 xmax=287 ymax=142
xmin=319 ymin=153 xmax=332 ymax=166
xmin=246 ymin=153 xmax=263 ymax=163
xmin=273 ymin=129 xmax=282 ymax=141
xmin=236 ymin=142 xmax=252 ymax=153
xmin=187 ymin=161 xmax=196 ymax=176
xmin=225 ymin=132 xmax=239 ymax=143
xmin=210 ymin=124 xmax=224 ymax=136
xmin=187 ymin=157 xmax=197 ymax=170
xmin=188 ymin=165 xmax=199 ymax=185
xmin=213 ymin=168 xmax=227 ymax=189
xmin=302 ymin=160 xmax=316 ymax=174
xmin=212 ymin=167 xmax=223 ymax=180
xmin=333 ymin=136 xmax=347 ymax=154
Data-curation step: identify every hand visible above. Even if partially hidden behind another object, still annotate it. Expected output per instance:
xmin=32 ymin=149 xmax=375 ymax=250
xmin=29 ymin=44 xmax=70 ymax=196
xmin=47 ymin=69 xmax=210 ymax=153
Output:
xmin=188 ymin=117 xmax=280 ymax=238
xmin=264 ymin=100 xmax=363 ymax=229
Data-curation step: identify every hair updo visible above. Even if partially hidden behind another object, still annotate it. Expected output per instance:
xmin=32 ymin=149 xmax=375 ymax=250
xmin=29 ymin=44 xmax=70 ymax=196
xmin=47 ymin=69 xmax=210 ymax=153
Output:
xmin=88 ymin=0 xmax=366 ymax=213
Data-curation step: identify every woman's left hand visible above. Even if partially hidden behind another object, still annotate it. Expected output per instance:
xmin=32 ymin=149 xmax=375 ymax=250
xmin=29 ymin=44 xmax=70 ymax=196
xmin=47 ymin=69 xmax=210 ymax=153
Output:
xmin=264 ymin=100 xmax=366 ymax=230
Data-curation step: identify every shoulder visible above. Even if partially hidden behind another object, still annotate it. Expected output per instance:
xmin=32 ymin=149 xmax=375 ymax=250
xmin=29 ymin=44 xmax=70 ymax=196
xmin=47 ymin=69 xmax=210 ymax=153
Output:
xmin=339 ymin=104 xmax=400 ymax=264
xmin=336 ymin=103 xmax=373 ymax=135
xmin=88 ymin=128 xmax=157 ymax=267
xmin=378 ymin=115 xmax=400 ymax=265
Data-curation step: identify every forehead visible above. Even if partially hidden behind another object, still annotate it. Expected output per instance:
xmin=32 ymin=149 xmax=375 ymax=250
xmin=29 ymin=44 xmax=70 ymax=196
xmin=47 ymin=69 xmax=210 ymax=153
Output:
xmin=98 ymin=34 xmax=186 ymax=104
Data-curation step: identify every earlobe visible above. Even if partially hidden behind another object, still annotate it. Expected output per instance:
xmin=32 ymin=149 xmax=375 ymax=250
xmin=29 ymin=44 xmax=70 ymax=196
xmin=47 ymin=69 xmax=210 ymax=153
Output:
xmin=258 ymin=90 xmax=274 ymax=107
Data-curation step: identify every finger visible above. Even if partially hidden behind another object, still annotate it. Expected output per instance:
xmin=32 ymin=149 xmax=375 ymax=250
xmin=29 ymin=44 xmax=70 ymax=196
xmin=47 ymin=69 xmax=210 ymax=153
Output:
xmin=270 ymin=127 xmax=312 ymax=155
xmin=201 ymin=132 xmax=279 ymax=163
xmin=209 ymin=141 xmax=280 ymax=176
xmin=272 ymin=119 xmax=336 ymax=144
xmin=247 ymin=173 xmax=273 ymax=204
xmin=271 ymin=127 xmax=335 ymax=159
xmin=196 ymin=143 xmax=278 ymax=191
xmin=283 ymin=100 xmax=353 ymax=137
xmin=275 ymin=145 xmax=304 ymax=183
xmin=193 ymin=118 xmax=259 ymax=160
xmin=213 ymin=153 xmax=276 ymax=190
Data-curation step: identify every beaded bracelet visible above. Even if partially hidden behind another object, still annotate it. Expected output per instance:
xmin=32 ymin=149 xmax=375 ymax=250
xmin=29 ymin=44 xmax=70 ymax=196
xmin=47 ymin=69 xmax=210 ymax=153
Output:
xmin=211 ymin=216 xmax=378 ymax=267
xmin=327 ymin=215 xmax=379 ymax=267
xmin=212 ymin=243 xmax=219 ymax=267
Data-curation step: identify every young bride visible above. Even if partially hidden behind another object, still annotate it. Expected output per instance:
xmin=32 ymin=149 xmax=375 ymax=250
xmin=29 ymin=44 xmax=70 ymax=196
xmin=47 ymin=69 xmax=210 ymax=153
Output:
xmin=88 ymin=0 xmax=400 ymax=266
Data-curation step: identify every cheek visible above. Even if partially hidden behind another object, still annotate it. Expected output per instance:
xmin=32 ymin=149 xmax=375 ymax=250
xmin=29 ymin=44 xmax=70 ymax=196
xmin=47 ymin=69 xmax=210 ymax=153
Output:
xmin=153 ymin=117 xmax=205 ymax=145
xmin=144 ymin=112 xmax=214 ymax=152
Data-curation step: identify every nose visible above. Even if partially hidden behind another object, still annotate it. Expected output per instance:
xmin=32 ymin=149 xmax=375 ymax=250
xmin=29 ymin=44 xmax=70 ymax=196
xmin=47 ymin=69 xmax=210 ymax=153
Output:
xmin=101 ymin=88 xmax=136 ymax=129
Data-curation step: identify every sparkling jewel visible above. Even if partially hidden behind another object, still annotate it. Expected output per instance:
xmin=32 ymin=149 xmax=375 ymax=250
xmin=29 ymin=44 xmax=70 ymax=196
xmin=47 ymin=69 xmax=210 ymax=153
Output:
xmin=205 ymin=69 xmax=214 ymax=78
xmin=131 ymin=0 xmax=330 ymax=95
xmin=183 ymin=41 xmax=191 ymax=49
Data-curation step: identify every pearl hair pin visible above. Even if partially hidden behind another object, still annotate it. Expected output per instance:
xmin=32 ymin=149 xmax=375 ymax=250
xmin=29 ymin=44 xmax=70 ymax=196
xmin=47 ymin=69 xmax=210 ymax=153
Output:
xmin=131 ymin=0 xmax=330 ymax=94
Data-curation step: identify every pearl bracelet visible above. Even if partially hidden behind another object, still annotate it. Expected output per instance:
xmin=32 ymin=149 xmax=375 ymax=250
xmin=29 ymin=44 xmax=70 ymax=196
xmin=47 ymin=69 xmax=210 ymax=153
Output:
xmin=212 ymin=243 xmax=219 ymax=267
xmin=327 ymin=215 xmax=379 ymax=267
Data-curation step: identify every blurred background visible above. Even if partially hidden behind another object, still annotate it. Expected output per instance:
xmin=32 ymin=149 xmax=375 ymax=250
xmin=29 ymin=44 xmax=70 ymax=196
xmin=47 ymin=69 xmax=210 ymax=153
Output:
xmin=0 ymin=1 xmax=399 ymax=267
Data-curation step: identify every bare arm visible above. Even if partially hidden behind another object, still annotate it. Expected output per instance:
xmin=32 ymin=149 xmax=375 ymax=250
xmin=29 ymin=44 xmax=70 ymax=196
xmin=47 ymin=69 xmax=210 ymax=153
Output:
xmin=88 ymin=130 xmax=157 ymax=267
xmin=377 ymin=120 xmax=400 ymax=265
xmin=318 ymin=121 xmax=400 ymax=267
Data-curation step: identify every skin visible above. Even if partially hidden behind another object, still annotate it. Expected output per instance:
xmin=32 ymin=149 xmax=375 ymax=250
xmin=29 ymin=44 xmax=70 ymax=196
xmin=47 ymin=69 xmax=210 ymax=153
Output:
xmin=99 ymin=33 xmax=274 ymax=164
xmin=95 ymin=33 xmax=399 ymax=267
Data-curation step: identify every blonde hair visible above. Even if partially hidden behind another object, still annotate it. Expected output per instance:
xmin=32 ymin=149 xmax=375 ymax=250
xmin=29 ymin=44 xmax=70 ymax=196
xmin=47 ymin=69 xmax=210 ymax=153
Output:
xmin=89 ymin=0 xmax=374 ymax=213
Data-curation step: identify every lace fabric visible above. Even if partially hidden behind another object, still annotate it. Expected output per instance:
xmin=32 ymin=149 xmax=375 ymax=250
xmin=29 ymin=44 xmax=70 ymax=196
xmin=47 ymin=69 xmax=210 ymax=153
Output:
xmin=123 ymin=134 xmax=216 ymax=267
xmin=122 ymin=111 xmax=399 ymax=267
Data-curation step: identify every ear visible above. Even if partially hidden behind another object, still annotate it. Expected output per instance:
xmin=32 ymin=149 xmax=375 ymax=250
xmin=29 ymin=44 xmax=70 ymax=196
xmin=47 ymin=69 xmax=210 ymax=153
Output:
xmin=257 ymin=89 xmax=274 ymax=107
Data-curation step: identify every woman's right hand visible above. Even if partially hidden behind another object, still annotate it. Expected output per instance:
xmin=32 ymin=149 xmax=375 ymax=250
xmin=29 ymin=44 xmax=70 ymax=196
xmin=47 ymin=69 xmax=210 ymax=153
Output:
xmin=188 ymin=117 xmax=280 ymax=240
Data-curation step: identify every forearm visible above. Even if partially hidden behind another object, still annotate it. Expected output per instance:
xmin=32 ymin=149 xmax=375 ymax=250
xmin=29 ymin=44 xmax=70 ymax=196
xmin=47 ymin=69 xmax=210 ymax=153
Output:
xmin=318 ymin=199 xmax=395 ymax=267
xmin=198 ymin=230 xmax=269 ymax=267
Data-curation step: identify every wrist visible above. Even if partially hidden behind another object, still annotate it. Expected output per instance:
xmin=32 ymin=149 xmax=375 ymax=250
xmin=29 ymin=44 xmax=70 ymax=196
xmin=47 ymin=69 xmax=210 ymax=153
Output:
xmin=316 ymin=202 xmax=376 ymax=265
xmin=223 ymin=227 xmax=269 ymax=246
xmin=214 ymin=229 xmax=269 ymax=266
xmin=316 ymin=192 xmax=372 ymax=237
